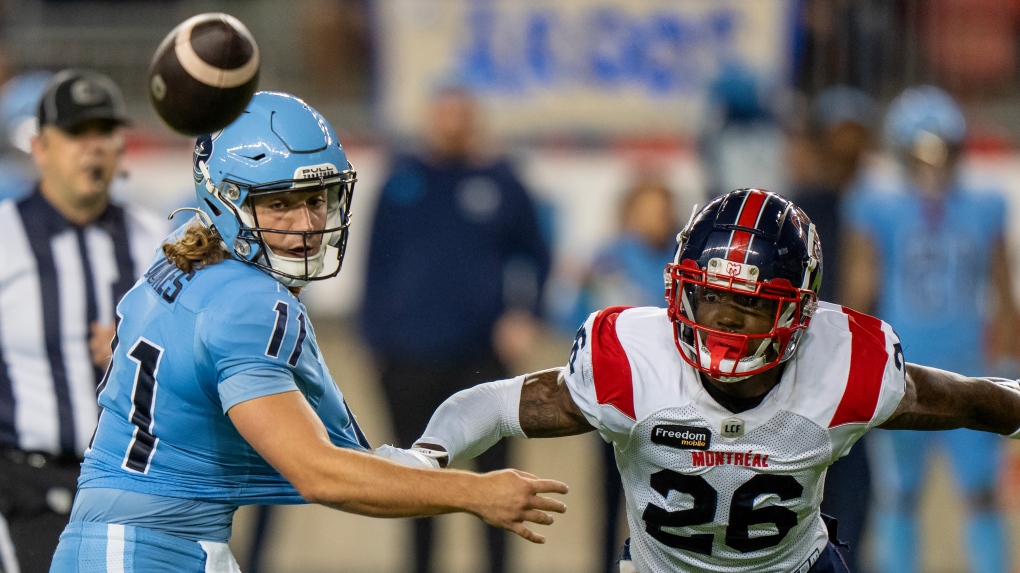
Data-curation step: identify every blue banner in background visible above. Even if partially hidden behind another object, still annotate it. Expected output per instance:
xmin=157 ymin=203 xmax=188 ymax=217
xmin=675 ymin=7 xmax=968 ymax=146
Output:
xmin=376 ymin=0 xmax=794 ymax=138
xmin=457 ymin=2 xmax=738 ymax=96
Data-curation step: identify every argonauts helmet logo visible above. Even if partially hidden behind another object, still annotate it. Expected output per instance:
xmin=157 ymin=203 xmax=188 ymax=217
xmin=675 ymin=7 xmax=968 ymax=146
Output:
xmin=193 ymin=132 xmax=219 ymax=184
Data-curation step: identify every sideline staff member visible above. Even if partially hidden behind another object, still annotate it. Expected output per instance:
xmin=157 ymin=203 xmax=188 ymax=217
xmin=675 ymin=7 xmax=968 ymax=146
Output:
xmin=0 ymin=69 xmax=167 ymax=572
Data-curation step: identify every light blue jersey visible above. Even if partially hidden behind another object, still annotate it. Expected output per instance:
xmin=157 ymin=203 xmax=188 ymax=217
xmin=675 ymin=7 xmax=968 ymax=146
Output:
xmin=54 ymin=91 xmax=368 ymax=572
xmin=846 ymin=183 xmax=1011 ymax=573
xmin=844 ymin=184 xmax=1005 ymax=376
xmin=78 ymin=253 xmax=369 ymax=508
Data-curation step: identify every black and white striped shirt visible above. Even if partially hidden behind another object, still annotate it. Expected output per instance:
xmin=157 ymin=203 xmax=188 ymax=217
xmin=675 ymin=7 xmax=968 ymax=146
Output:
xmin=0 ymin=189 xmax=167 ymax=457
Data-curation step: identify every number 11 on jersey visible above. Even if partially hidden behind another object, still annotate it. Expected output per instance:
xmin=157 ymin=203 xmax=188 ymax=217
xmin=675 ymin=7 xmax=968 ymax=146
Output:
xmin=122 ymin=338 xmax=164 ymax=474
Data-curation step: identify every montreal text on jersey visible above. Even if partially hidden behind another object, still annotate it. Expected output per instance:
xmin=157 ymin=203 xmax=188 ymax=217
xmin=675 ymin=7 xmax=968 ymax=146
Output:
xmin=691 ymin=450 xmax=770 ymax=468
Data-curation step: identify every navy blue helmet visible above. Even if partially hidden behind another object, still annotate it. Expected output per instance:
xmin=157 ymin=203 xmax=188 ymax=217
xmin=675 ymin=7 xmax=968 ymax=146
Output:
xmin=665 ymin=188 xmax=822 ymax=381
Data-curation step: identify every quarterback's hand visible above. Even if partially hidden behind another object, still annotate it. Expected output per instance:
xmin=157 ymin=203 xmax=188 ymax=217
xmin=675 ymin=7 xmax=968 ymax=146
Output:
xmin=374 ymin=444 xmax=440 ymax=469
xmin=471 ymin=469 xmax=568 ymax=544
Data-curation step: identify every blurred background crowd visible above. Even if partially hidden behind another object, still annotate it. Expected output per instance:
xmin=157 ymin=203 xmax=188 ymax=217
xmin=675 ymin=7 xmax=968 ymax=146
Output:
xmin=2 ymin=0 xmax=1020 ymax=572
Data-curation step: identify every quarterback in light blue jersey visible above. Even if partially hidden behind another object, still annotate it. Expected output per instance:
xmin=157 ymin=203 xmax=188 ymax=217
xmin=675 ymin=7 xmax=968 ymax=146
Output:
xmin=50 ymin=92 xmax=567 ymax=573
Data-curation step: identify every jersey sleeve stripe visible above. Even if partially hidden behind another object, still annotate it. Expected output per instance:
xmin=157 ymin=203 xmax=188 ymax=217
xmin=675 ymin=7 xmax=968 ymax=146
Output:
xmin=591 ymin=306 xmax=636 ymax=420
xmin=839 ymin=305 xmax=886 ymax=338
xmin=828 ymin=309 xmax=889 ymax=427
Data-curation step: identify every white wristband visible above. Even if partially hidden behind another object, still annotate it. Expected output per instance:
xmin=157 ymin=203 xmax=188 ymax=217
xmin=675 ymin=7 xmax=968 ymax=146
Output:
xmin=414 ymin=375 xmax=527 ymax=463
xmin=374 ymin=444 xmax=440 ymax=469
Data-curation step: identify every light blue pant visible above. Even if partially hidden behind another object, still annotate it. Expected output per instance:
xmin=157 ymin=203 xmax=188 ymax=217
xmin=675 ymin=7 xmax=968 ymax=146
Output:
xmin=873 ymin=428 xmax=1002 ymax=496
xmin=871 ymin=429 xmax=1008 ymax=573
xmin=49 ymin=522 xmax=237 ymax=573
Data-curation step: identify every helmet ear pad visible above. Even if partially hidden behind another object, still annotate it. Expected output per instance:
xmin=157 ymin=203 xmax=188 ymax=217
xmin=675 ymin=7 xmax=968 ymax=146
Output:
xmin=665 ymin=189 xmax=821 ymax=381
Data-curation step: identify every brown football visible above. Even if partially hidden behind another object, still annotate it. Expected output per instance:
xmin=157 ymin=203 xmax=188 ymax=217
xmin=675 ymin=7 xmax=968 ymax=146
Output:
xmin=148 ymin=13 xmax=259 ymax=136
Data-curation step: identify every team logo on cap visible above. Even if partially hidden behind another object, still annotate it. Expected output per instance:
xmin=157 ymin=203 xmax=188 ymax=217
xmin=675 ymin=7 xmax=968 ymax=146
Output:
xmin=70 ymin=79 xmax=105 ymax=105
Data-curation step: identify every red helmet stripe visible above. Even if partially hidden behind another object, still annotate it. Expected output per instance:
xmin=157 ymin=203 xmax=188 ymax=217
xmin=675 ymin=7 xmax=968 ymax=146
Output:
xmin=726 ymin=190 xmax=768 ymax=263
xmin=591 ymin=306 xmax=636 ymax=420
xmin=726 ymin=230 xmax=751 ymax=263
xmin=828 ymin=308 xmax=889 ymax=427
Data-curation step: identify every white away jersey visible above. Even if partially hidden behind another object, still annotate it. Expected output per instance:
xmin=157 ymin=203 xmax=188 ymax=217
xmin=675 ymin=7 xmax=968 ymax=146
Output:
xmin=562 ymin=303 xmax=906 ymax=573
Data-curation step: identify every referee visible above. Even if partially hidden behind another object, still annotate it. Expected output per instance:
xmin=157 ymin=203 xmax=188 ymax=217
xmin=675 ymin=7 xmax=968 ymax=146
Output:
xmin=0 ymin=69 xmax=167 ymax=572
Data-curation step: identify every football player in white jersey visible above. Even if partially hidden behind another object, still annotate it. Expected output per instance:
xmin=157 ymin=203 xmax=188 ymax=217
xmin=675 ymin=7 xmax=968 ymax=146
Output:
xmin=410 ymin=188 xmax=1020 ymax=573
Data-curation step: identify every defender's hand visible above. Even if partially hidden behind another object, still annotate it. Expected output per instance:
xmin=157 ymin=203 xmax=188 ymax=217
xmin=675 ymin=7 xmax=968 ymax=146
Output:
xmin=471 ymin=469 xmax=568 ymax=544
xmin=374 ymin=445 xmax=440 ymax=469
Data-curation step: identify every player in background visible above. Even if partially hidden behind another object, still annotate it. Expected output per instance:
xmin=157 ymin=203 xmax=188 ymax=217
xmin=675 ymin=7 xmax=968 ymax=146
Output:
xmin=359 ymin=84 xmax=551 ymax=573
xmin=842 ymin=86 xmax=1017 ymax=573
xmin=48 ymin=92 xmax=567 ymax=573
xmin=787 ymin=85 xmax=879 ymax=572
xmin=410 ymin=188 xmax=1020 ymax=573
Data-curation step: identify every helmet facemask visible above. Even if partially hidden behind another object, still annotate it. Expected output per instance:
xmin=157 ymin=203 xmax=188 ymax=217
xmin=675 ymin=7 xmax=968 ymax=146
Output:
xmin=666 ymin=259 xmax=817 ymax=382
xmin=215 ymin=165 xmax=356 ymax=287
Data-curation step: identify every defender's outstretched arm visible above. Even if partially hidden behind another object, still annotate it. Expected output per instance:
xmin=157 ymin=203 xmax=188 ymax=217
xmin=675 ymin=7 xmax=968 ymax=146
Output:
xmin=518 ymin=368 xmax=595 ymax=438
xmin=414 ymin=368 xmax=594 ymax=467
xmin=879 ymin=363 xmax=1020 ymax=435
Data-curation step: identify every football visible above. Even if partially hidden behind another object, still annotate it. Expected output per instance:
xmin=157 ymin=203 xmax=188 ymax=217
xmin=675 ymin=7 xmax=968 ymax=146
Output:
xmin=148 ymin=13 xmax=260 ymax=136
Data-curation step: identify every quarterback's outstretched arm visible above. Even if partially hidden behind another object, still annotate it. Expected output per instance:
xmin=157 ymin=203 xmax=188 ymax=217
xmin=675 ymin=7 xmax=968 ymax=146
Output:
xmin=414 ymin=368 xmax=594 ymax=466
xmin=879 ymin=363 xmax=1020 ymax=435
xmin=228 ymin=390 xmax=567 ymax=543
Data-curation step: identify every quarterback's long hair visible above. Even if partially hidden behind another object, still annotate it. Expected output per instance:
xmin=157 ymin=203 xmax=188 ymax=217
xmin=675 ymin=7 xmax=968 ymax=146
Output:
xmin=162 ymin=222 xmax=228 ymax=273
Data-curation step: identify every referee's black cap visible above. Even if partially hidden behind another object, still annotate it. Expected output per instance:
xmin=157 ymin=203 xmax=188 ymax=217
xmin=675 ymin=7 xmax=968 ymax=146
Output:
xmin=37 ymin=69 xmax=130 ymax=132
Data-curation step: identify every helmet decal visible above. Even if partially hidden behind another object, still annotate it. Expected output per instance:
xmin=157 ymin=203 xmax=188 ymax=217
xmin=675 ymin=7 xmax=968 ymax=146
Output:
xmin=706 ymin=258 xmax=759 ymax=292
xmin=294 ymin=162 xmax=338 ymax=182
xmin=722 ymin=188 xmax=769 ymax=264
xmin=192 ymin=131 xmax=219 ymax=184
xmin=193 ymin=134 xmax=210 ymax=183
